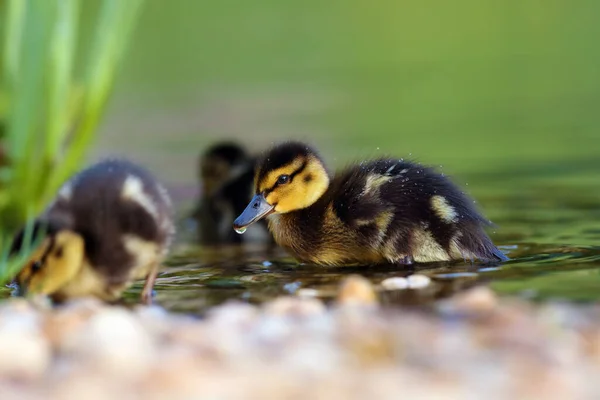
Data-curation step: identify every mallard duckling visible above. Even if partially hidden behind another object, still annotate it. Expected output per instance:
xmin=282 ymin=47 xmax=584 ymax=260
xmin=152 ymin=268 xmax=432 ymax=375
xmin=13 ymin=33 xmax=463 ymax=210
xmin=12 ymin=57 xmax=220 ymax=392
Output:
xmin=192 ymin=142 xmax=249 ymax=244
xmin=233 ymin=141 xmax=508 ymax=266
xmin=11 ymin=159 xmax=174 ymax=304
xmin=192 ymin=141 xmax=270 ymax=245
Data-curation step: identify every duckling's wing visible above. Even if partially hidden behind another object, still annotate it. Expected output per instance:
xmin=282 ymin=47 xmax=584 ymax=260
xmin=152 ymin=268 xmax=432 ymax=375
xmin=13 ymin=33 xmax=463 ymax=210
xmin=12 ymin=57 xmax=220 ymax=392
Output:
xmin=329 ymin=163 xmax=391 ymax=227
xmin=331 ymin=159 xmax=507 ymax=263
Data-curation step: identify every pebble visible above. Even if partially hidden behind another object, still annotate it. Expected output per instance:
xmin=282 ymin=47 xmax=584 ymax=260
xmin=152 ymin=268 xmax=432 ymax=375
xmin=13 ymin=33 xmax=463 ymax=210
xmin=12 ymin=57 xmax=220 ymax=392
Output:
xmin=381 ymin=277 xmax=409 ymax=290
xmin=336 ymin=275 xmax=379 ymax=307
xmin=407 ymin=274 xmax=431 ymax=289
xmin=68 ymin=307 xmax=156 ymax=378
xmin=443 ymin=286 xmax=499 ymax=315
xmin=207 ymin=301 xmax=259 ymax=329
xmin=0 ymin=317 xmax=50 ymax=379
xmin=296 ymin=288 xmax=320 ymax=297
xmin=263 ymin=296 xmax=326 ymax=317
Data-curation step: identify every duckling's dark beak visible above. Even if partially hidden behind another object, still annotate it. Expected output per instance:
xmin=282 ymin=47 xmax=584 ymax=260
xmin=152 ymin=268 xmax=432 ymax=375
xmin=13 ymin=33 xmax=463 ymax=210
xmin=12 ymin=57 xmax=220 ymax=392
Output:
xmin=233 ymin=194 xmax=274 ymax=232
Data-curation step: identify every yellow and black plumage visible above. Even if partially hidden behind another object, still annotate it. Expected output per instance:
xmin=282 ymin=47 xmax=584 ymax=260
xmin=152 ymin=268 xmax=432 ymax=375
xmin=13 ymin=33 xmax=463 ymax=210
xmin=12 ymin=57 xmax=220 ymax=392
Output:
xmin=233 ymin=141 xmax=508 ymax=266
xmin=11 ymin=159 xmax=175 ymax=303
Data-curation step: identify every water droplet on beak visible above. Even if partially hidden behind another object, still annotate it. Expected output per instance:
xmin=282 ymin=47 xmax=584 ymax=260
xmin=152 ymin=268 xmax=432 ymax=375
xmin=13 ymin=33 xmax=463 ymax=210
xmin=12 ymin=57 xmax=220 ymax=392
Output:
xmin=235 ymin=227 xmax=247 ymax=235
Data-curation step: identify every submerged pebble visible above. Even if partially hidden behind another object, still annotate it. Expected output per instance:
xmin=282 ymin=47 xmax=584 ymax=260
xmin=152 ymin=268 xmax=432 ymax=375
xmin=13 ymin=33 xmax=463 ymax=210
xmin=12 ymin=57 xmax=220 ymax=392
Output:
xmin=438 ymin=286 xmax=498 ymax=315
xmin=264 ymin=296 xmax=326 ymax=317
xmin=0 ymin=316 xmax=50 ymax=379
xmin=296 ymin=288 xmax=319 ymax=297
xmin=336 ymin=275 xmax=379 ymax=307
xmin=407 ymin=274 xmax=431 ymax=289
xmin=69 ymin=308 xmax=156 ymax=378
xmin=381 ymin=277 xmax=409 ymax=290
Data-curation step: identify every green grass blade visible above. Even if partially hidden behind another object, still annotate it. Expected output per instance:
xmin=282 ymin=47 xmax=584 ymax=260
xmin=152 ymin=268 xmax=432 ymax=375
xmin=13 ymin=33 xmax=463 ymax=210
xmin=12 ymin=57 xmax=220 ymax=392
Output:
xmin=2 ymin=0 xmax=26 ymax=90
xmin=4 ymin=0 xmax=54 ymax=229
xmin=0 ymin=208 xmax=43 ymax=286
xmin=42 ymin=0 xmax=145 ymax=201
xmin=45 ymin=0 xmax=78 ymax=162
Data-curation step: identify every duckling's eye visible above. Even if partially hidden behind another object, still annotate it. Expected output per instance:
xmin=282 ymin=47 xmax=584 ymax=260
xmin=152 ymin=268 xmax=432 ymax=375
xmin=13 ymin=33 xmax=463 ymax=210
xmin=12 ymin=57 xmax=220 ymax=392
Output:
xmin=277 ymin=174 xmax=290 ymax=185
xmin=31 ymin=260 xmax=42 ymax=273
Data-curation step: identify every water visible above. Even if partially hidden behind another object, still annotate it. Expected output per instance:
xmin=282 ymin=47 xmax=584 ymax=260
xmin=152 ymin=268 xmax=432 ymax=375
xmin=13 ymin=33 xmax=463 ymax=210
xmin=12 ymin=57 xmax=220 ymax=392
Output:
xmin=125 ymin=241 xmax=600 ymax=315
xmin=121 ymin=162 xmax=600 ymax=315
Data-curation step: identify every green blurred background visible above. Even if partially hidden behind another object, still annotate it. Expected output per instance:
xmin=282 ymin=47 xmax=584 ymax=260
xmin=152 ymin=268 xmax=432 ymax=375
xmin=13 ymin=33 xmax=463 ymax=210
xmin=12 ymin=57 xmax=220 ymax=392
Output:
xmin=90 ymin=0 xmax=600 ymax=191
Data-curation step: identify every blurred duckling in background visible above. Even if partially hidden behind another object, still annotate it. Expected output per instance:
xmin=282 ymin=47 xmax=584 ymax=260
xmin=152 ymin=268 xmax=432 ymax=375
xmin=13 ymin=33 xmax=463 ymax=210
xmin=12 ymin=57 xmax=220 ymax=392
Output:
xmin=11 ymin=159 xmax=174 ymax=304
xmin=192 ymin=141 xmax=270 ymax=245
xmin=234 ymin=141 xmax=508 ymax=266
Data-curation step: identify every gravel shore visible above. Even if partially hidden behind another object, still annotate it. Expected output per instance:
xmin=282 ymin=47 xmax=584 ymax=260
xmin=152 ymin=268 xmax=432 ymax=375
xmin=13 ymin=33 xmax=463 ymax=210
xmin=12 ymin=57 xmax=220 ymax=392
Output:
xmin=0 ymin=276 xmax=599 ymax=400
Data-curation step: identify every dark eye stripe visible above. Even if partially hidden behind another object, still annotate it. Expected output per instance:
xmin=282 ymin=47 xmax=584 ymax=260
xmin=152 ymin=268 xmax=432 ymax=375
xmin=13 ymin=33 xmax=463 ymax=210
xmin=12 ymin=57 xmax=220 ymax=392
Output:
xmin=263 ymin=161 xmax=308 ymax=195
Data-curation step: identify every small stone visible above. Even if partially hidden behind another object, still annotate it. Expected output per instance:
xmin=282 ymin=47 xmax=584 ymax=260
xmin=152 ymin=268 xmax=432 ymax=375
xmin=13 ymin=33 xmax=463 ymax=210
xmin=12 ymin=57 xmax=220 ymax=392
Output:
xmin=263 ymin=296 xmax=325 ymax=317
xmin=0 ymin=316 xmax=51 ymax=379
xmin=47 ymin=298 xmax=107 ymax=352
xmin=407 ymin=274 xmax=431 ymax=289
xmin=50 ymin=371 xmax=124 ymax=400
xmin=297 ymin=288 xmax=320 ymax=298
xmin=27 ymin=295 xmax=53 ymax=311
xmin=207 ymin=301 xmax=259 ymax=328
xmin=134 ymin=304 xmax=174 ymax=337
xmin=443 ymin=286 xmax=498 ymax=314
xmin=381 ymin=277 xmax=409 ymax=290
xmin=67 ymin=307 xmax=156 ymax=378
xmin=336 ymin=275 xmax=379 ymax=307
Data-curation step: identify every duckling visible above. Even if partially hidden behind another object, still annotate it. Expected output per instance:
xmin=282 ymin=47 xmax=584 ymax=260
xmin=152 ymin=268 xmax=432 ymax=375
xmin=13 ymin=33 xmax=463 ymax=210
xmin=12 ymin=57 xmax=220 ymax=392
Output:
xmin=233 ymin=141 xmax=508 ymax=266
xmin=192 ymin=141 xmax=271 ymax=245
xmin=10 ymin=159 xmax=175 ymax=304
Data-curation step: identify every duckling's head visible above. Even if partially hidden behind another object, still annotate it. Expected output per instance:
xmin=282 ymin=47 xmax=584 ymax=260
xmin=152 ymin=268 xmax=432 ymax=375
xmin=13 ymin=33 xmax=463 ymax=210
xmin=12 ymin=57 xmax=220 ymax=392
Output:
xmin=13 ymin=219 xmax=85 ymax=298
xmin=200 ymin=142 xmax=248 ymax=197
xmin=233 ymin=141 xmax=329 ymax=231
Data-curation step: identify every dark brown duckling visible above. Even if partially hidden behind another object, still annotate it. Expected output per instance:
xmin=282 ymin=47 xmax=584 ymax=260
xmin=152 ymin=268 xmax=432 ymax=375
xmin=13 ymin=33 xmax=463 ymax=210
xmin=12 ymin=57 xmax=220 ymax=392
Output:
xmin=11 ymin=159 xmax=175 ymax=304
xmin=233 ymin=141 xmax=508 ymax=266
xmin=192 ymin=141 xmax=271 ymax=245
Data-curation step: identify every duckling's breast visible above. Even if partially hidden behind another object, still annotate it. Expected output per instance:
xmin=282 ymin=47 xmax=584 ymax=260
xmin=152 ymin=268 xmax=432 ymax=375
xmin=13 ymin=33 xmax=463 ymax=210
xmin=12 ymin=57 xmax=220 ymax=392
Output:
xmin=268 ymin=206 xmax=383 ymax=266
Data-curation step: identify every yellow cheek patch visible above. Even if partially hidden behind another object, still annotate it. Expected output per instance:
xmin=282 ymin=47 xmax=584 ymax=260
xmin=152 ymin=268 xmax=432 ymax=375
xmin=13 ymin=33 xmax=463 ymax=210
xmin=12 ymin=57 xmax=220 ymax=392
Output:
xmin=18 ymin=231 xmax=85 ymax=296
xmin=431 ymin=195 xmax=459 ymax=223
xmin=265 ymin=192 xmax=279 ymax=206
xmin=257 ymin=155 xmax=330 ymax=213
xmin=302 ymin=156 xmax=329 ymax=195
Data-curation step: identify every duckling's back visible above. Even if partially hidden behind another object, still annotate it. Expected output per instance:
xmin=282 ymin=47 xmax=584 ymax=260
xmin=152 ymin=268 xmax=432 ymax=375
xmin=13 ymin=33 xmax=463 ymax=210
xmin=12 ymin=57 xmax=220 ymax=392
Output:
xmin=326 ymin=158 xmax=507 ymax=263
xmin=46 ymin=159 xmax=174 ymax=282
